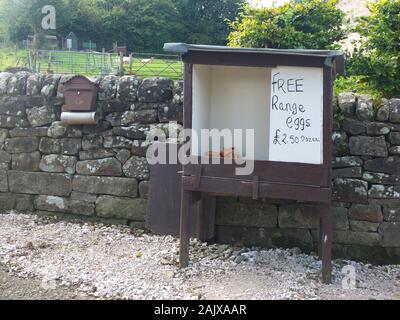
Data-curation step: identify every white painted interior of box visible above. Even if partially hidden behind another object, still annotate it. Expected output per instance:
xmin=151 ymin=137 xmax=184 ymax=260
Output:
xmin=192 ymin=64 xmax=271 ymax=160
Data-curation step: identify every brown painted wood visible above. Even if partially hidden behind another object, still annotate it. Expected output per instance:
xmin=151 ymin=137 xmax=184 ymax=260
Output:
xmin=147 ymin=162 xmax=215 ymax=240
xmin=182 ymin=176 xmax=331 ymax=203
xmin=320 ymin=202 xmax=332 ymax=284
xmin=185 ymin=160 xmax=325 ymax=186
xmin=179 ymin=189 xmax=191 ymax=268
xmin=322 ymin=66 xmax=334 ymax=187
xmin=182 ymin=51 xmax=326 ymax=69
xmin=177 ymin=49 xmax=337 ymax=283
xmin=252 ymin=175 xmax=259 ymax=200
xmin=196 ymin=194 xmax=216 ymax=243
xmin=183 ymin=63 xmax=193 ymax=130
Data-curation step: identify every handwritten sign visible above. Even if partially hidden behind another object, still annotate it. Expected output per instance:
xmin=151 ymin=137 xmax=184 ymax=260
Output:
xmin=268 ymin=66 xmax=323 ymax=164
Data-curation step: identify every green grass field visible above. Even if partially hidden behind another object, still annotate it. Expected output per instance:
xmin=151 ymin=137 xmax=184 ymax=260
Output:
xmin=0 ymin=47 xmax=28 ymax=71
xmin=0 ymin=47 xmax=183 ymax=79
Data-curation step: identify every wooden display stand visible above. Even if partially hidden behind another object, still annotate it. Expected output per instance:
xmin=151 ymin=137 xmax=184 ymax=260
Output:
xmin=164 ymin=43 xmax=344 ymax=284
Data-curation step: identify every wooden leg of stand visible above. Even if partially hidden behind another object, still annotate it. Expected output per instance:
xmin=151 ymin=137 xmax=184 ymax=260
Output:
xmin=321 ymin=203 xmax=332 ymax=284
xmin=179 ymin=189 xmax=192 ymax=268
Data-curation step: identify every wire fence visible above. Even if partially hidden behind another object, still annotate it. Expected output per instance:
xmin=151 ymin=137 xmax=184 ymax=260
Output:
xmin=16 ymin=49 xmax=183 ymax=80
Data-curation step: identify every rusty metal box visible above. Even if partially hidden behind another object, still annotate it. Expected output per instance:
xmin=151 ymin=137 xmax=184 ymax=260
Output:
xmin=63 ymin=76 xmax=98 ymax=111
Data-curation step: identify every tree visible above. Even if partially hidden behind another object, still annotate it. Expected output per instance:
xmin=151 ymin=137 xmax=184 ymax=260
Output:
xmin=227 ymin=0 xmax=346 ymax=50
xmin=348 ymin=0 xmax=400 ymax=96
xmin=176 ymin=0 xmax=245 ymax=45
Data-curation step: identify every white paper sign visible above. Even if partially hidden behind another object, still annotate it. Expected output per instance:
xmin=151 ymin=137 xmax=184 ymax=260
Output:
xmin=269 ymin=66 xmax=323 ymax=164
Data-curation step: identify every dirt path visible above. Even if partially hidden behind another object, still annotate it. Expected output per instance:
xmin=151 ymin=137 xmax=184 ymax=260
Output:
xmin=0 ymin=213 xmax=399 ymax=300
xmin=0 ymin=267 xmax=90 ymax=300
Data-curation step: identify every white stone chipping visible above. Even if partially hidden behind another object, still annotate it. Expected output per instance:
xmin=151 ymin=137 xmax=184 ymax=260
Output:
xmin=0 ymin=212 xmax=399 ymax=300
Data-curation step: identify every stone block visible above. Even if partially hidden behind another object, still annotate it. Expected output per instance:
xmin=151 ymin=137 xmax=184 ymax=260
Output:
xmin=9 ymin=127 xmax=48 ymax=137
xmin=34 ymin=195 xmax=94 ymax=216
xmin=112 ymin=125 xmax=149 ymax=140
xmin=379 ymin=222 xmax=400 ymax=246
xmin=76 ymin=158 xmax=122 ymax=176
xmin=0 ymin=192 xmax=34 ymax=211
xmin=332 ymin=206 xmax=349 ymax=231
xmin=0 ymin=72 xmax=12 ymax=95
xmin=60 ymin=138 xmax=82 ymax=155
xmin=48 ymin=121 xmax=67 ymax=138
xmin=332 ymin=178 xmax=368 ymax=204
xmin=79 ymin=149 xmax=115 ymax=161
xmin=26 ymin=74 xmax=44 ymax=96
xmin=349 ymin=220 xmax=380 ymax=233
xmin=0 ymin=150 xmax=11 ymax=166
xmin=362 ymin=172 xmax=400 ymax=185
xmin=98 ymin=75 xmax=118 ymax=100
xmin=11 ymin=151 xmax=41 ymax=171
xmin=26 ymin=106 xmax=56 ymax=127
xmin=138 ymin=180 xmax=149 ymax=199
xmin=356 ymin=94 xmax=374 ymax=121
xmin=72 ymin=175 xmax=137 ymax=197
xmin=8 ymin=171 xmax=72 ymax=196
xmin=158 ymin=103 xmax=183 ymax=123
xmin=116 ymin=76 xmax=141 ymax=102
xmin=82 ymin=134 xmax=103 ymax=150
xmin=0 ymin=129 xmax=8 ymax=143
xmin=332 ymin=167 xmax=362 ymax=178
xmin=366 ymin=122 xmax=391 ymax=136
xmin=103 ymin=136 xmax=133 ymax=149
xmin=7 ymin=71 xmax=29 ymax=95
xmin=115 ymin=149 xmax=131 ymax=164
xmin=95 ymin=195 xmax=146 ymax=220
xmin=216 ymin=201 xmax=277 ymax=228
xmin=332 ymin=156 xmax=363 ymax=168
xmin=5 ymin=137 xmax=38 ymax=154
xmin=40 ymin=154 xmax=77 ymax=174
xmin=122 ymin=156 xmax=149 ymax=180
xmin=278 ymin=204 xmax=319 ymax=229
xmin=138 ymin=78 xmax=173 ymax=103
xmin=368 ymin=185 xmax=400 ymax=199
xmin=383 ymin=206 xmax=400 ymax=222
xmin=364 ymin=157 xmax=400 ymax=175
xmin=349 ymin=136 xmax=387 ymax=157
xmin=338 ymin=92 xmax=356 ymax=116
xmin=41 ymin=74 xmax=61 ymax=98
xmin=70 ymin=191 xmax=97 ymax=203
xmin=389 ymin=98 xmax=400 ymax=123
xmin=0 ymin=115 xmax=29 ymax=128
xmin=0 ymin=96 xmax=27 ymax=116
xmin=39 ymin=137 xmax=61 ymax=154
xmin=333 ymin=230 xmax=381 ymax=246
xmin=0 ymin=169 xmax=8 ymax=192
xmin=102 ymin=100 xmax=130 ymax=113
xmin=216 ymin=226 xmax=314 ymax=252
xmin=389 ymin=132 xmax=400 ymax=145
xmin=349 ymin=204 xmax=383 ymax=222
xmin=332 ymin=131 xmax=349 ymax=157
xmin=342 ymin=119 xmax=365 ymax=135
xmin=389 ymin=146 xmax=400 ymax=155
xmin=376 ymin=99 xmax=390 ymax=121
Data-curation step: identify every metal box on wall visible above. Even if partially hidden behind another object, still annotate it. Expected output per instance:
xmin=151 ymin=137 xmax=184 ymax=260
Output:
xmin=63 ymin=75 xmax=98 ymax=112
xmin=61 ymin=75 xmax=100 ymax=125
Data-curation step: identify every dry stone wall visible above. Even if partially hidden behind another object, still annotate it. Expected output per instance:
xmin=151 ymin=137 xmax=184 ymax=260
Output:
xmin=0 ymin=71 xmax=183 ymax=228
xmin=0 ymin=71 xmax=399 ymax=264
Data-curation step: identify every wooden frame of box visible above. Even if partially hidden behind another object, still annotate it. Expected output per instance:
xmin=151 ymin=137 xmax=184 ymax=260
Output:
xmin=164 ymin=43 xmax=344 ymax=284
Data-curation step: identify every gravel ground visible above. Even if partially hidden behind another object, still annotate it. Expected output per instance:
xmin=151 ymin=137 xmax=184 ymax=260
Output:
xmin=0 ymin=212 xmax=399 ymax=300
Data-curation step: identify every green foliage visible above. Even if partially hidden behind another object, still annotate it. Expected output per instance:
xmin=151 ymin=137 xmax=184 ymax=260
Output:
xmin=176 ymin=0 xmax=244 ymax=45
xmin=348 ymin=0 xmax=400 ymax=97
xmin=333 ymin=75 xmax=383 ymax=103
xmin=0 ymin=0 xmax=244 ymax=52
xmin=227 ymin=0 xmax=346 ymax=50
